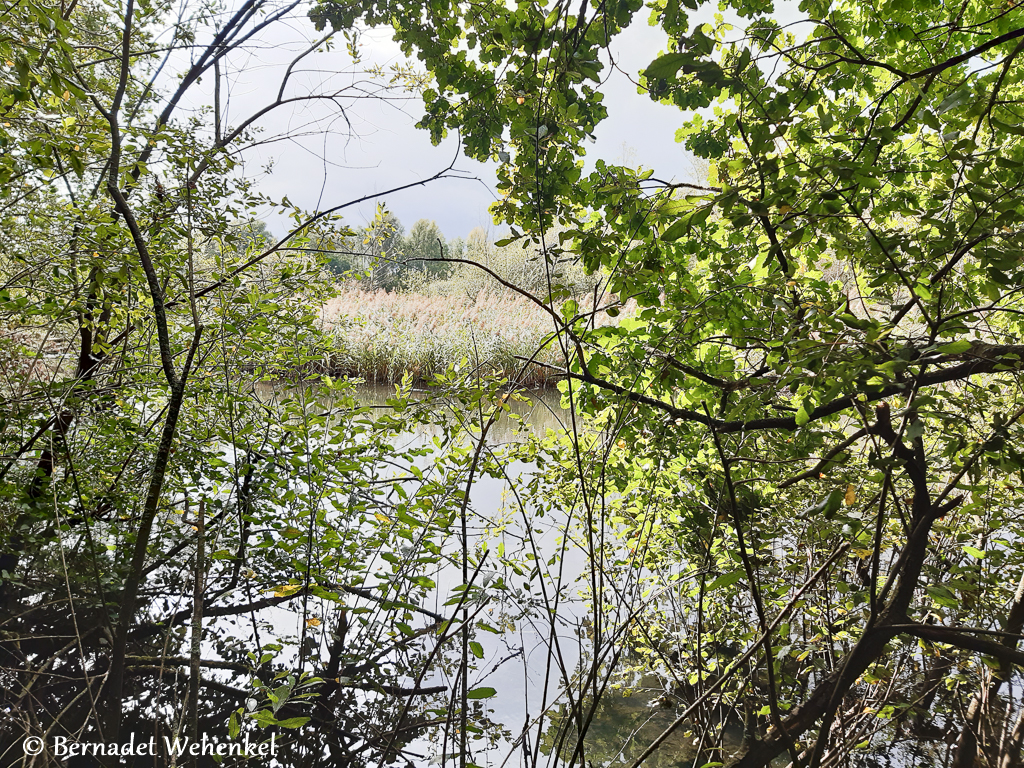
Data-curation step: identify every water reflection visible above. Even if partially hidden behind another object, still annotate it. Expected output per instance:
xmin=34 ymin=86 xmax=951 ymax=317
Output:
xmin=249 ymin=382 xmax=759 ymax=768
xmin=538 ymin=674 xmax=744 ymax=768
xmin=335 ymin=384 xmax=748 ymax=768
xmin=347 ymin=384 xmax=569 ymax=440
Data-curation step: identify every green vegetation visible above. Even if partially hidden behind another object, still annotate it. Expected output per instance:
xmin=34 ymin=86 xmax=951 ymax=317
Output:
xmin=322 ymin=284 xmax=625 ymax=387
xmin=0 ymin=1 xmax=484 ymax=763
xmin=318 ymin=214 xmax=610 ymax=386
xmin=314 ymin=0 xmax=1024 ymax=764
xmin=323 ymin=287 xmax=563 ymax=387
xmin=4 ymin=0 xmax=1024 ymax=766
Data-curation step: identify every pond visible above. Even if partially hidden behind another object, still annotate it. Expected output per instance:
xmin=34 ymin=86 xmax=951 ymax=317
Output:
xmin=330 ymin=384 xmax=750 ymax=768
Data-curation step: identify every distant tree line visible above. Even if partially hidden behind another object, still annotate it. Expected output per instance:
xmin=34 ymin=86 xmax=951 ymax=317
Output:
xmin=316 ymin=213 xmax=462 ymax=289
xmin=313 ymin=211 xmax=602 ymax=298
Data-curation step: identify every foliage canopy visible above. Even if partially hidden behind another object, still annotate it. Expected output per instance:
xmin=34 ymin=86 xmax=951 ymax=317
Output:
xmin=4 ymin=0 xmax=1024 ymax=765
xmin=311 ymin=0 xmax=1024 ymax=764
xmin=0 ymin=1 xmax=482 ymax=765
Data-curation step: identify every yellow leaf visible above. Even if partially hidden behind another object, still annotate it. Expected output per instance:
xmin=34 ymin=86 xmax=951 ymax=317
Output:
xmin=844 ymin=483 xmax=856 ymax=506
xmin=305 ymin=617 xmax=321 ymax=627
xmin=375 ymin=512 xmax=391 ymax=524
xmin=272 ymin=584 xmax=302 ymax=598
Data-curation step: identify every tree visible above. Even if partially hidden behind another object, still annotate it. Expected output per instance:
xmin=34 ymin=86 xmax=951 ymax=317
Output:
xmin=339 ymin=208 xmax=407 ymax=289
xmin=403 ymin=218 xmax=451 ymax=277
xmin=309 ymin=219 xmax=363 ymax=276
xmin=0 ymin=0 xmax=475 ymax=765
xmin=313 ymin=0 xmax=1024 ymax=765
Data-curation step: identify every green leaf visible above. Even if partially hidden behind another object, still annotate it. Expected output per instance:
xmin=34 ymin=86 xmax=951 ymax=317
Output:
xmin=707 ymin=569 xmax=744 ymax=591
xmin=643 ymin=53 xmax=690 ymax=80
xmin=803 ymin=490 xmax=845 ymax=520
xmin=935 ymin=89 xmax=973 ymax=116
xmin=469 ymin=641 xmax=484 ymax=659
xmin=925 ymin=585 xmax=959 ymax=608
xmin=661 ymin=204 xmax=713 ymax=241
xmin=795 ymin=402 xmax=811 ymax=427
xmin=250 ymin=710 xmax=310 ymax=729
xmin=663 ymin=0 xmax=680 ymax=25
xmin=467 ymin=686 xmax=497 ymax=699
xmin=990 ymin=116 xmax=1024 ymax=136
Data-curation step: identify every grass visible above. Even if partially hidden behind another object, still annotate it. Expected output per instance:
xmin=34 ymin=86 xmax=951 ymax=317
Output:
xmin=321 ymin=286 xmax=625 ymax=388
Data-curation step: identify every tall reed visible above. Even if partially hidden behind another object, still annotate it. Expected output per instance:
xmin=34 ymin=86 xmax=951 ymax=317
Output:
xmin=320 ymin=286 xmax=626 ymax=387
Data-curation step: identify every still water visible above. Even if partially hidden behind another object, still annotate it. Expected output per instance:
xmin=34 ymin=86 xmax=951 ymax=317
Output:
xmin=333 ymin=385 xmax=741 ymax=768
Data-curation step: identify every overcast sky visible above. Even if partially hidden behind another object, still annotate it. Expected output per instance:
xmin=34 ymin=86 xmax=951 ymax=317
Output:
xmin=177 ymin=2 xmax=792 ymax=240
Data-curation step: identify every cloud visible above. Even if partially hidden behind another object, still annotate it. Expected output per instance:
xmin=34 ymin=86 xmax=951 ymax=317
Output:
xmin=174 ymin=5 xmax=714 ymax=241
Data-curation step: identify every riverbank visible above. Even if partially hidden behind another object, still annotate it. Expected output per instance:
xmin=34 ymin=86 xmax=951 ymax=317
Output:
xmin=319 ymin=286 xmax=624 ymax=388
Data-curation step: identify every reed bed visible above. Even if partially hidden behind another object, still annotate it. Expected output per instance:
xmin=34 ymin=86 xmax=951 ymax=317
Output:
xmin=321 ymin=287 xmax=625 ymax=388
